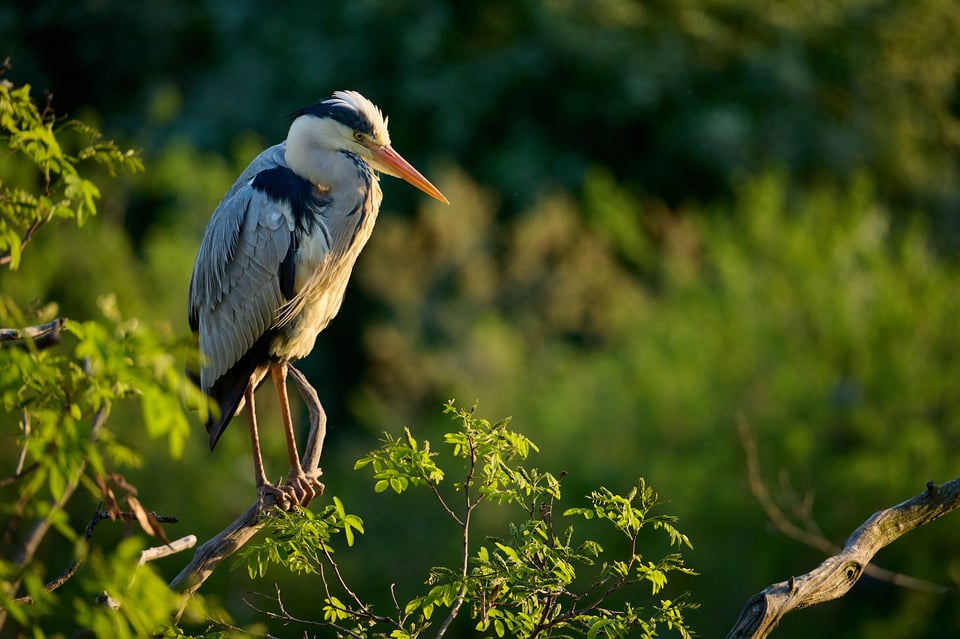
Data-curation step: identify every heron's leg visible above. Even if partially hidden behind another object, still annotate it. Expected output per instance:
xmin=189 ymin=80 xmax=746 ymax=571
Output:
xmin=287 ymin=365 xmax=326 ymax=496
xmin=246 ymin=381 xmax=287 ymax=510
xmin=270 ymin=362 xmax=320 ymax=508
xmin=287 ymin=364 xmax=327 ymax=467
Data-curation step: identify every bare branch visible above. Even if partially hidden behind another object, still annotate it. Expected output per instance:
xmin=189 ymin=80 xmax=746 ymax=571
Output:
xmin=0 ymin=318 xmax=66 ymax=350
xmin=8 ymin=506 xmax=183 ymax=606
xmin=737 ymin=415 xmax=947 ymax=593
xmin=169 ymin=501 xmax=266 ymax=602
xmin=726 ymin=477 xmax=960 ymax=639
xmin=138 ymin=535 xmax=197 ymax=566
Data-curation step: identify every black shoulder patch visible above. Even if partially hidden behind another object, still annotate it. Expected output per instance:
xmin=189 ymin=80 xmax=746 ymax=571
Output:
xmin=251 ymin=166 xmax=330 ymax=235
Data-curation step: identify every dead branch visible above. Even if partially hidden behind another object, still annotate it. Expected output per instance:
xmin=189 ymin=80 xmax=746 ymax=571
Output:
xmin=9 ymin=507 xmax=183 ymax=606
xmin=139 ymin=535 xmax=197 ymax=566
xmin=170 ymin=365 xmax=326 ymax=607
xmin=737 ymin=415 xmax=948 ymax=593
xmin=726 ymin=477 xmax=960 ymax=639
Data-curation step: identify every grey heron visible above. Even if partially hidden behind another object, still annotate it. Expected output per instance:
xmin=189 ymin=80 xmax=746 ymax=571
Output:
xmin=188 ymin=90 xmax=447 ymax=509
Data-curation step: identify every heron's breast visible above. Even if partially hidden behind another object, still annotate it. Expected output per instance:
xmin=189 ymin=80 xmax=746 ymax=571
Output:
xmin=269 ymin=247 xmax=359 ymax=361
xmin=269 ymin=187 xmax=380 ymax=361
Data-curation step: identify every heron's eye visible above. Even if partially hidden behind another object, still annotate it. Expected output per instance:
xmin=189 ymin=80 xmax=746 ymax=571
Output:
xmin=353 ymin=131 xmax=365 ymax=143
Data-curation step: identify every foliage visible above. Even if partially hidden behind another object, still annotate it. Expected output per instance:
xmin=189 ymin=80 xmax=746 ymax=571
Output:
xmin=5 ymin=1 xmax=959 ymax=219
xmin=353 ymin=168 xmax=960 ymax=637
xmin=243 ymin=402 xmax=696 ymax=638
xmin=1 ymin=2 xmax=959 ymax=637
xmin=0 ymin=77 xmax=201 ymax=637
xmin=0 ymin=77 xmax=143 ymax=269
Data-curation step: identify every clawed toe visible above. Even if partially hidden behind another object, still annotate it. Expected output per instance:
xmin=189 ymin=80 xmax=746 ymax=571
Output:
xmin=283 ymin=469 xmax=324 ymax=508
xmin=256 ymin=472 xmax=324 ymax=511
xmin=257 ymin=482 xmax=292 ymax=512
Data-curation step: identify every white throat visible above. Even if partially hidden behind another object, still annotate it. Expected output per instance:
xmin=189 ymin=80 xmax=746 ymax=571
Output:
xmin=284 ymin=116 xmax=362 ymax=188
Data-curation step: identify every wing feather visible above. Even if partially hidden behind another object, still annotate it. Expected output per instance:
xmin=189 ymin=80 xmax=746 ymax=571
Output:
xmin=188 ymin=146 xmax=295 ymax=393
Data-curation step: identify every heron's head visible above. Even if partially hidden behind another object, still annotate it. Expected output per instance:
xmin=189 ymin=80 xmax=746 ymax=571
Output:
xmin=288 ymin=90 xmax=448 ymax=203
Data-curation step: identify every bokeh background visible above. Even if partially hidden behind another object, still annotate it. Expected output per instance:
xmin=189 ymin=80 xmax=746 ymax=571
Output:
xmin=2 ymin=1 xmax=959 ymax=637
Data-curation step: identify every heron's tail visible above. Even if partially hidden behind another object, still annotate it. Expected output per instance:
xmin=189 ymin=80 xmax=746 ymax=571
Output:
xmin=205 ymin=336 xmax=272 ymax=451
xmin=206 ymin=381 xmax=246 ymax=451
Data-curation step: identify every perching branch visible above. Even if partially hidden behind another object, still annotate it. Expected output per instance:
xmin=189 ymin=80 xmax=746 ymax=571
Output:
xmin=726 ymin=477 xmax=960 ymax=639
xmin=170 ymin=365 xmax=326 ymax=607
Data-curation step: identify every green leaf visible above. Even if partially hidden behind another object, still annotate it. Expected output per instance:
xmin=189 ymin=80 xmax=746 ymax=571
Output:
xmin=587 ymin=618 xmax=614 ymax=639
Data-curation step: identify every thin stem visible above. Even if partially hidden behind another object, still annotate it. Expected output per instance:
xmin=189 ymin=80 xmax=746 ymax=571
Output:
xmin=0 ymin=218 xmax=44 ymax=268
xmin=243 ymin=586 xmax=363 ymax=639
xmin=426 ymin=480 xmax=464 ymax=527
xmin=15 ymin=410 xmax=29 ymax=475
xmin=435 ymin=429 xmax=479 ymax=639
xmin=317 ymin=543 xmax=398 ymax=629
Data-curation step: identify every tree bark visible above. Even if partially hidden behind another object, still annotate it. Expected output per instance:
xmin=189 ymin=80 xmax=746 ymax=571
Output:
xmin=727 ymin=477 xmax=960 ymax=639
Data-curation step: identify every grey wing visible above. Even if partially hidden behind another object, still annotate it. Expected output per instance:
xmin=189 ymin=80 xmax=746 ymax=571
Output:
xmin=188 ymin=182 xmax=292 ymax=392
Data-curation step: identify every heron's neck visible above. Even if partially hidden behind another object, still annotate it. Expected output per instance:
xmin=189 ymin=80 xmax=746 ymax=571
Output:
xmin=284 ymin=138 xmax=367 ymax=192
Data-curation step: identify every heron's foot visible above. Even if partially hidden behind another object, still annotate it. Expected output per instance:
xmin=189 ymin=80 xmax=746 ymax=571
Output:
xmin=282 ymin=467 xmax=325 ymax=509
xmin=256 ymin=481 xmax=293 ymax=512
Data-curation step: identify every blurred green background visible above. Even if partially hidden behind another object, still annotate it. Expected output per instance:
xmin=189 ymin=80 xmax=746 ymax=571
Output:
xmin=2 ymin=0 xmax=960 ymax=636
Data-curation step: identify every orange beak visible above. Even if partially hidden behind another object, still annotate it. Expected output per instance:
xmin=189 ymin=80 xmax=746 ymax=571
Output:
xmin=370 ymin=145 xmax=449 ymax=204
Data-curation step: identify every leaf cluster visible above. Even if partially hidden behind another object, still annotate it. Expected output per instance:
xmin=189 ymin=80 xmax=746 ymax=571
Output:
xmin=0 ymin=78 xmax=202 ymax=638
xmin=0 ymin=79 xmax=142 ymax=269
xmin=243 ymin=496 xmax=364 ymax=579
xmin=246 ymin=402 xmax=697 ymax=638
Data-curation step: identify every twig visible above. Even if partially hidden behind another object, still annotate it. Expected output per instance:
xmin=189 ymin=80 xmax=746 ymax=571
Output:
xmin=8 ymin=506 xmax=183 ymax=605
xmin=243 ymin=586 xmax=362 ymax=639
xmin=0 ymin=462 xmax=38 ymax=488
xmin=737 ymin=415 xmax=948 ymax=593
xmin=726 ymin=477 xmax=960 ymax=639
xmin=0 ymin=218 xmax=45 ymax=269
xmin=1 ymin=409 xmax=38 ymax=488
xmin=203 ymin=612 xmax=284 ymax=639
xmin=15 ymin=409 xmax=30 ymax=475
xmin=436 ymin=427 xmax=479 ymax=638
xmin=138 ymin=535 xmax=197 ymax=566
